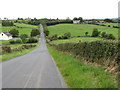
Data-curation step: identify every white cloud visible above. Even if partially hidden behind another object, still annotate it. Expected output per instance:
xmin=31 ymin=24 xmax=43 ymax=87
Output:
xmin=0 ymin=0 xmax=119 ymax=19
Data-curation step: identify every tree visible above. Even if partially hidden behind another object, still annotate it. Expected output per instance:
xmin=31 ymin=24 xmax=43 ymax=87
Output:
xmin=104 ymin=19 xmax=113 ymax=23
xmin=92 ymin=28 xmax=101 ymax=37
xmin=9 ymin=29 xmax=19 ymax=37
xmin=78 ymin=17 xmax=83 ymax=22
xmin=20 ymin=34 xmax=28 ymax=43
xmin=31 ymin=29 xmax=40 ymax=37
xmin=85 ymin=32 xmax=88 ymax=36
xmin=101 ymin=32 xmax=107 ymax=38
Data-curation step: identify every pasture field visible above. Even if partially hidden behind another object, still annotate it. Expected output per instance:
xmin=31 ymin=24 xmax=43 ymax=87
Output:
xmin=99 ymin=23 xmax=118 ymax=26
xmin=48 ymin=24 xmax=118 ymax=38
xmin=50 ymin=37 xmax=103 ymax=45
xmin=1 ymin=23 xmax=38 ymax=36
xmin=14 ymin=23 xmax=38 ymax=28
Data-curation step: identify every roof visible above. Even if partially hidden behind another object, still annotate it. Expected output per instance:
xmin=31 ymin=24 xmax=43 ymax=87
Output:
xmin=3 ymin=32 xmax=12 ymax=36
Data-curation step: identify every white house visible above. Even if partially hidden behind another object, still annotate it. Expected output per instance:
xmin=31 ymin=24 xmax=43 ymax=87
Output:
xmin=0 ymin=32 xmax=13 ymax=40
xmin=73 ymin=20 xmax=81 ymax=24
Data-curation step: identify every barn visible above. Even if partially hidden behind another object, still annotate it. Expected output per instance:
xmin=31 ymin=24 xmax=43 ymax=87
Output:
xmin=0 ymin=32 xmax=13 ymax=40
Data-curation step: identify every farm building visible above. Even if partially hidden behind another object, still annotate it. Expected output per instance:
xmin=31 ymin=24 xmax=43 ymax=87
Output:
xmin=0 ymin=32 xmax=13 ymax=40
xmin=73 ymin=20 xmax=81 ymax=24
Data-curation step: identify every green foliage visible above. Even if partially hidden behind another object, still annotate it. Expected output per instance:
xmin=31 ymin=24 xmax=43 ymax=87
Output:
xmin=9 ymin=29 xmax=19 ymax=37
xmin=92 ymin=28 xmax=101 ymax=37
xmin=106 ymin=34 xmax=116 ymax=40
xmin=31 ymin=29 xmax=40 ymax=37
xmin=27 ymin=37 xmax=38 ymax=43
xmin=63 ymin=32 xmax=71 ymax=39
xmin=15 ymin=39 xmax=22 ymax=44
xmin=2 ymin=20 xmax=14 ymax=26
xmin=20 ymin=34 xmax=28 ymax=43
xmin=9 ymin=40 xmax=16 ymax=44
xmin=55 ymin=41 xmax=118 ymax=65
xmin=85 ymin=32 xmax=88 ymax=36
xmin=101 ymin=32 xmax=107 ymax=38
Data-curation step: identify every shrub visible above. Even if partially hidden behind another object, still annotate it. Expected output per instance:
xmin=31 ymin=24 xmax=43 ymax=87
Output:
xmin=31 ymin=29 xmax=40 ymax=37
xmin=20 ymin=34 xmax=28 ymax=43
xmin=16 ymin=39 xmax=22 ymax=44
xmin=27 ymin=37 xmax=38 ymax=43
xmin=92 ymin=28 xmax=101 ymax=37
xmin=9 ymin=40 xmax=16 ymax=44
xmin=2 ymin=46 xmax=12 ymax=53
xmin=9 ymin=29 xmax=19 ymax=37
xmin=2 ymin=20 xmax=14 ymax=26
xmin=85 ymin=32 xmax=88 ymax=36
xmin=63 ymin=32 xmax=71 ymax=39
xmin=101 ymin=32 xmax=107 ymax=38
xmin=106 ymin=34 xmax=116 ymax=40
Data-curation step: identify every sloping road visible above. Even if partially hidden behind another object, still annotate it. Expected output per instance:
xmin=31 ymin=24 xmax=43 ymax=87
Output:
xmin=2 ymin=24 xmax=66 ymax=88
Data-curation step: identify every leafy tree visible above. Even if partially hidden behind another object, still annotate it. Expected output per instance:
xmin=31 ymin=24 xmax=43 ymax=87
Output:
xmin=9 ymin=29 xmax=19 ymax=37
xmin=20 ymin=34 xmax=28 ymax=43
xmin=2 ymin=20 xmax=14 ymax=26
xmin=27 ymin=37 xmax=38 ymax=43
xmin=31 ymin=29 xmax=40 ymax=37
xmin=92 ymin=28 xmax=101 ymax=37
xmin=85 ymin=32 xmax=88 ymax=36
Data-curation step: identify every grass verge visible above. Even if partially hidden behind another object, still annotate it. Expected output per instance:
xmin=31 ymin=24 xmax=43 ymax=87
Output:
xmin=0 ymin=42 xmax=40 ymax=62
xmin=48 ymin=45 xmax=118 ymax=88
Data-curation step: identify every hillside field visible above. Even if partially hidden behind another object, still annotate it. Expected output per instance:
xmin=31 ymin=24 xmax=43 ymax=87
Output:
xmin=48 ymin=24 xmax=118 ymax=38
xmin=1 ymin=23 xmax=38 ymax=36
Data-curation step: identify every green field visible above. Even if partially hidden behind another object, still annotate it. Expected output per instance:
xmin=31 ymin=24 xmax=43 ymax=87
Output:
xmin=1 ymin=23 xmax=39 ymax=36
xmin=14 ymin=23 xmax=38 ymax=28
xmin=50 ymin=37 xmax=103 ymax=45
xmin=48 ymin=24 xmax=118 ymax=38
xmin=99 ymin=23 xmax=118 ymax=26
xmin=48 ymin=45 xmax=118 ymax=88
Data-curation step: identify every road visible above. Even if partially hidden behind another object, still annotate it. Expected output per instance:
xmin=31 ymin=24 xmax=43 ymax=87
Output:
xmin=2 ymin=25 xmax=67 ymax=88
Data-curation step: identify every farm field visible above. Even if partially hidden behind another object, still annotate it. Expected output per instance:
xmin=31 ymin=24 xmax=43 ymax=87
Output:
xmin=99 ymin=23 xmax=118 ymax=26
xmin=1 ymin=23 xmax=38 ymax=36
xmin=50 ymin=37 xmax=103 ymax=45
xmin=48 ymin=24 xmax=118 ymax=38
xmin=14 ymin=23 xmax=38 ymax=28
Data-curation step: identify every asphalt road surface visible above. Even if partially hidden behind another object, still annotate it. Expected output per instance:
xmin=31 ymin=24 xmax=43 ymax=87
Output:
xmin=2 ymin=25 xmax=67 ymax=88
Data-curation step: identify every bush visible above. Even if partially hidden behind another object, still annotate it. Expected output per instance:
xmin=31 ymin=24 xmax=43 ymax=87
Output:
xmin=106 ymin=34 xmax=116 ymax=40
xmin=2 ymin=20 xmax=14 ymax=26
xmin=55 ymin=41 xmax=118 ymax=68
xmin=20 ymin=34 xmax=28 ymax=43
xmin=2 ymin=46 xmax=12 ymax=53
xmin=16 ymin=39 xmax=22 ymax=44
xmin=9 ymin=40 xmax=16 ymax=44
xmin=63 ymin=32 xmax=71 ymax=39
xmin=101 ymin=32 xmax=107 ymax=38
xmin=27 ymin=37 xmax=38 ymax=43
xmin=85 ymin=32 xmax=88 ymax=36
xmin=9 ymin=29 xmax=19 ymax=37
xmin=92 ymin=28 xmax=101 ymax=37
xmin=31 ymin=29 xmax=40 ymax=37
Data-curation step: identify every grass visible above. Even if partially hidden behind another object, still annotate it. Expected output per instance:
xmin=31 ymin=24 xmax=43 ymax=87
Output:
xmin=14 ymin=23 xmax=38 ymax=28
xmin=48 ymin=45 xmax=118 ymax=88
xmin=50 ymin=37 xmax=103 ymax=45
xmin=0 ymin=42 xmax=40 ymax=62
xmin=48 ymin=24 xmax=118 ymax=38
xmin=1 ymin=23 xmax=39 ymax=36
xmin=99 ymin=23 xmax=118 ymax=26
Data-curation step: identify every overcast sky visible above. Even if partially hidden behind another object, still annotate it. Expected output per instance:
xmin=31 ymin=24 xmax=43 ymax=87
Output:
xmin=0 ymin=0 xmax=119 ymax=19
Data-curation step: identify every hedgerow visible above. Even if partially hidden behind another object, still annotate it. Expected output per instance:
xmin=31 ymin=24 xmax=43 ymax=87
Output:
xmin=55 ymin=40 xmax=119 ymax=70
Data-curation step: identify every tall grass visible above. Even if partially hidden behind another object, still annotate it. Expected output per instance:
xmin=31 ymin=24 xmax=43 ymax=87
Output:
xmin=48 ymin=45 xmax=118 ymax=88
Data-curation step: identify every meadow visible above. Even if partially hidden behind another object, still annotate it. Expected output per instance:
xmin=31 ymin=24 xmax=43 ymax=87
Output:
xmin=1 ymin=23 xmax=38 ymax=36
xmin=99 ymin=23 xmax=118 ymax=26
xmin=48 ymin=24 xmax=118 ymax=38
xmin=50 ymin=37 xmax=103 ymax=45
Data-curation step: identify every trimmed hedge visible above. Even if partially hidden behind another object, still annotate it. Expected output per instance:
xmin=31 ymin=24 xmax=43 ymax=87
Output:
xmin=55 ymin=41 xmax=119 ymax=65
